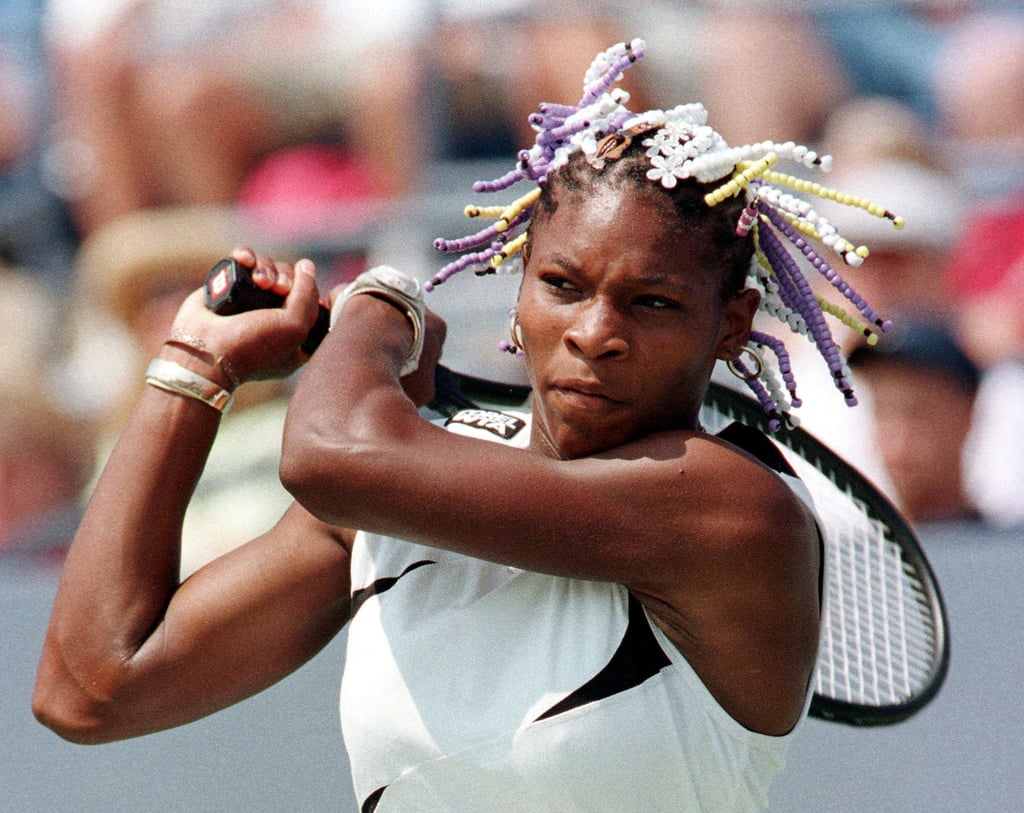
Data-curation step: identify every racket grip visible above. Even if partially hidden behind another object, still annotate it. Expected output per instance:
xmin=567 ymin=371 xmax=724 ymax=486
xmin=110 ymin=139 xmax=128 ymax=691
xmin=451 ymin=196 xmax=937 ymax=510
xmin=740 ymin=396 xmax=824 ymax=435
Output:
xmin=205 ymin=258 xmax=330 ymax=355
xmin=204 ymin=257 xmax=471 ymax=415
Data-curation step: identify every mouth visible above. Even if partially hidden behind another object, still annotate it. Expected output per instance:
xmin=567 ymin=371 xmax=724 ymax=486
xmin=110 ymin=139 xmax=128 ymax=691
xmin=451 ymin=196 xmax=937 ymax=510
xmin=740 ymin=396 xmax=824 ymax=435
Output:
xmin=550 ymin=378 xmax=624 ymax=410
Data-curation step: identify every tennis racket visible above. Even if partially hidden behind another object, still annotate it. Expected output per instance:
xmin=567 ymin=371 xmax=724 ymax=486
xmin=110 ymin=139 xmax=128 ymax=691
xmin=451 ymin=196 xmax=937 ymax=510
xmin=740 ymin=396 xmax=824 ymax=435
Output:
xmin=206 ymin=260 xmax=950 ymax=727
xmin=701 ymin=383 xmax=948 ymax=726
xmin=428 ymin=371 xmax=949 ymax=727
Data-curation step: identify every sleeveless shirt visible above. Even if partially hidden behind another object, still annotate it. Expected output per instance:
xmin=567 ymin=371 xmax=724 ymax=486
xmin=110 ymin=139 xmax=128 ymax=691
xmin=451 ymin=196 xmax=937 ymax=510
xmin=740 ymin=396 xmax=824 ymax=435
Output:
xmin=340 ymin=410 xmax=817 ymax=812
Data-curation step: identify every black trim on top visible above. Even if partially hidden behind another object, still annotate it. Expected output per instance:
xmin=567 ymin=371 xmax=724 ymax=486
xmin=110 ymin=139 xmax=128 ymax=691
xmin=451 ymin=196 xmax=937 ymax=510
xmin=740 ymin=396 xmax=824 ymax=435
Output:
xmin=350 ymin=559 xmax=437 ymax=618
xmin=534 ymin=593 xmax=671 ymax=722
xmin=362 ymin=785 xmax=387 ymax=812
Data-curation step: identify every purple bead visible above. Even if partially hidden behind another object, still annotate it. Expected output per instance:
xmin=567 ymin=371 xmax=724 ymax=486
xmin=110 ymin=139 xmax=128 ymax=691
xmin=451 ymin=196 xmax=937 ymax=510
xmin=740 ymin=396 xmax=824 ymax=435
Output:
xmin=473 ymin=167 xmax=526 ymax=194
xmin=578 ymin=43 xmax=644 ymax=107
xmin=539 ymin=102 xmax=578 ymax=118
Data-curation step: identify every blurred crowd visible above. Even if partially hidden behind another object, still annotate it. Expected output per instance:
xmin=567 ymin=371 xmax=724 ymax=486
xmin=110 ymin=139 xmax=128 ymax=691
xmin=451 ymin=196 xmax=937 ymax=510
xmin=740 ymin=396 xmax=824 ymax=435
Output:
xmin=3 ymin=0 xmax=1023 ymax=570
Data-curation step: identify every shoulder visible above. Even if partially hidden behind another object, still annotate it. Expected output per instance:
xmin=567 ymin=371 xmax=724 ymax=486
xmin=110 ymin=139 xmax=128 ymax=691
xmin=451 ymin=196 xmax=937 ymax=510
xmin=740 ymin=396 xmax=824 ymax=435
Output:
xmin=619 ymin=423 xmax=819 ymax=611
xmin=611 ymin=422 xmax=809 ymax=523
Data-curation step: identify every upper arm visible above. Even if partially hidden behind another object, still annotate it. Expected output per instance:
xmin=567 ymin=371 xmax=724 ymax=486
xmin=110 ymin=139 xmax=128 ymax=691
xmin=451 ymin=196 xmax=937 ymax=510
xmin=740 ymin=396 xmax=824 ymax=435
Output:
xmin=34 ymin=503 xmax=353 ymax=743
xmin=282 ymin=409 xmax=809 ymax=592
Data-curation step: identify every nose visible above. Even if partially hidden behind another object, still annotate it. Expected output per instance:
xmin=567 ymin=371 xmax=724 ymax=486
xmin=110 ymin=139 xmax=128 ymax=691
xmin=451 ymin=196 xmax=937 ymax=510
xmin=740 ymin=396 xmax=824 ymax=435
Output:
xmin=563 ymin=298 xmax=629 ymax=361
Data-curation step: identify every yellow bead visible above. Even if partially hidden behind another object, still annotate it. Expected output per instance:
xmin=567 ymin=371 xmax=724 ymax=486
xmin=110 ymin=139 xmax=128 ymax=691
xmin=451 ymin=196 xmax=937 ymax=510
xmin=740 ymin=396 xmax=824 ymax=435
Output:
xmin=466 ymin=204 xmax=505 ymax=219
xmin=893 ymin=216 xmax=906 ymax=229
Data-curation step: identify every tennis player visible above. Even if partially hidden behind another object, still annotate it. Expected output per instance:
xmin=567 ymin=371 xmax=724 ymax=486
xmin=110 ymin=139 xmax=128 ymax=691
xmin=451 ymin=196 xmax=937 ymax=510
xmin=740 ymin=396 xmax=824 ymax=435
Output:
xmin=35 ymin=41 xmax=898 ymax=811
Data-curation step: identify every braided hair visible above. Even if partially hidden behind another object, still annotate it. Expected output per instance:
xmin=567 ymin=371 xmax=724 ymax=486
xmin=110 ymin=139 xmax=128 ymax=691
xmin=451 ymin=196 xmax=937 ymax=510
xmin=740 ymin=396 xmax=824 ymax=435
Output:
xmin=531 ymin=131 xmax=755 ymax=303
xmin=430 ymin=39 xmax=903 ymax=431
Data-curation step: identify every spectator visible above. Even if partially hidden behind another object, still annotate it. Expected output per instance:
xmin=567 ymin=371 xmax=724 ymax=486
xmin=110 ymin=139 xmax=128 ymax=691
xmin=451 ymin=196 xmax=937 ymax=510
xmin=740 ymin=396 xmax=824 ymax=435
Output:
xmin=427 ymin=4 xmax=645 ymax=160
xmin=944 ymin=193 xmax=1024 ymax=529
xmin=0 ymin=269 xmax=95 ymax=561
xmin=930 ymin=9 xmax=1024 ymax=529
xmin=41 ymin=0 xmax=426 ymax=238
xmin=847 ymin=317 xmax=983 ymax=527
xmin=694 ymin=9 xmax=850 ymax=146
xmin=62 ymin=205 xmax=297 ymax=574
xmin=0 ymin=15 xmax=80 ymax=283
xmin=931 ymin=9 xmax=1024 ymax=198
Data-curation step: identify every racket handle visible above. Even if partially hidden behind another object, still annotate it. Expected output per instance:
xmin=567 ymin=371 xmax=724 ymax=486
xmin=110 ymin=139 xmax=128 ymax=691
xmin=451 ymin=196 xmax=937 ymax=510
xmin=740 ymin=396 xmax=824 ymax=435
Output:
xmin=203 ymin=258 xmax=472 ymax=415
xmin=205 ymin=258 xmax=330 ymax=355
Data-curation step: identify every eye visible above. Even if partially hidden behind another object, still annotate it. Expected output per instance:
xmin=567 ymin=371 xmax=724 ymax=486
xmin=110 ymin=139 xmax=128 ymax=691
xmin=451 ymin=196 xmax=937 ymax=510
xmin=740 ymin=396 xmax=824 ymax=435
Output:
xmin=635 ymin=294 xmax=680 ymax=310
xmin=540 ymin=273 xmax=580 ymax=293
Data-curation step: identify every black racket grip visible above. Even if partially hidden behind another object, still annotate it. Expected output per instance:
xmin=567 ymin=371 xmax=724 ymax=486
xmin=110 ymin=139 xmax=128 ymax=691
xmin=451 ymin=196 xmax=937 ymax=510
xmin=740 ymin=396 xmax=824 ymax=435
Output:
xmin=204 ymin=258 xmax=482 ymax=415
xmin=205 ymin=258 xmax=330 ymax=354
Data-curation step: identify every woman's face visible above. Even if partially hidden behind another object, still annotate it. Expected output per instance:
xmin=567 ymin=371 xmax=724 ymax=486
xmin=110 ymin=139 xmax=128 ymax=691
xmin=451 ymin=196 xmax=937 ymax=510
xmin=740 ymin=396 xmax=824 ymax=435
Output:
xmin=518 ymin=183 xmax=757 ymax=459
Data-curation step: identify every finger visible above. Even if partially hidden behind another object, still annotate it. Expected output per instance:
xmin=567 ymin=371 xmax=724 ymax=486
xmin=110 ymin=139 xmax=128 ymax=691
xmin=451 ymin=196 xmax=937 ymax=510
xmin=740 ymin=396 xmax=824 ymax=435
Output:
xmin=229 ymin=245 xmax=257 ymax=267
xmin=293 ymin=258 xmax=317 ymax=289
xmin=282 ymin=260 xmax=321 ymax=339
xmin=252 ymin=256 xmax=295 ymax=297
xmin=285 ymin=259 xmax=320 ymax=321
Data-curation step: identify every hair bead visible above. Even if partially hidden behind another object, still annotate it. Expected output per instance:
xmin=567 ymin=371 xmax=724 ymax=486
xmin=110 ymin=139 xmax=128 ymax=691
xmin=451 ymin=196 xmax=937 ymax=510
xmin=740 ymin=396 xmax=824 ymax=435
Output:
xmin=491 ymin=232 xmax=529 ymax=267
xmin=704 ymin=153 xmax=778 ymax=206
xmin=431 ymin=39 xmax=902 ymax=428
xmin=465 ymin=204 xmax=506 ymax=219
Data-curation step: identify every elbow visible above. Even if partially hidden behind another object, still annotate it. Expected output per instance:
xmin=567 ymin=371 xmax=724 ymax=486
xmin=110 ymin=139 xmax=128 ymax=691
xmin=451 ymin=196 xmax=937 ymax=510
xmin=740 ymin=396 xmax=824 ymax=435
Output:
xmin=279 ymin=417 xmax=376 ymax=524
xmin=32 ymin=646 xmax=132 ymax=745
xmin=278 ymin=434 xmax=331 ymax=517
xmin=33 ymin=697 xmax=105 ymax=746
xmin=278 ymin=435 xmax=312 ymax=503
xmin=33 ymin=677 xmax=114 ymax=745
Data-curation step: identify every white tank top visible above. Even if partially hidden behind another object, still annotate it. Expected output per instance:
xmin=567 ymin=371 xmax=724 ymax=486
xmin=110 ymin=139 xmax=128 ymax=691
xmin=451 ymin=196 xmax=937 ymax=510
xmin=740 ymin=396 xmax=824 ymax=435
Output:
xmin=340 ymin=410 xmax=815 ymax=812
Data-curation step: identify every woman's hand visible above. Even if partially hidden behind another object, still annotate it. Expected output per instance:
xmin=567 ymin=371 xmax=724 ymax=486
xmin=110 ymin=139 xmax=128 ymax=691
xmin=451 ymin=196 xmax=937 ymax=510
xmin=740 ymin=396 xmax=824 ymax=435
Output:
xmin=166 ymin=246 xmax=323 ymax=390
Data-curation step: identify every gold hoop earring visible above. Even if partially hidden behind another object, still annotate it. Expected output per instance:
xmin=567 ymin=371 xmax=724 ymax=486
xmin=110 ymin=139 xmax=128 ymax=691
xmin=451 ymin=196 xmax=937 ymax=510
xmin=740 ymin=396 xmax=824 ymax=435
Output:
xmin=509 ymin=312 xmax=525 ymax=354
xmin=726 ymin=345 xmax=764 ymax=381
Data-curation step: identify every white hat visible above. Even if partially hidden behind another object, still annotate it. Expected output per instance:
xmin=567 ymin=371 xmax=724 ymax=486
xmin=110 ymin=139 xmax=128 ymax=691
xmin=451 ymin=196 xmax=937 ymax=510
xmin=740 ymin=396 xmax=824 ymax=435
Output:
xmin=816 ymin=160 xmax=969 ymax=251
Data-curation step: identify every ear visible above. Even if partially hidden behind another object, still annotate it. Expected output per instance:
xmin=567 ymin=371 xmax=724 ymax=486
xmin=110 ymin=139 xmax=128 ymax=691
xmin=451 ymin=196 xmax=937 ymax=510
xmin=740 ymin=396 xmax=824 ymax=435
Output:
xmin=715 ymin=288 xmax=760 ymax=360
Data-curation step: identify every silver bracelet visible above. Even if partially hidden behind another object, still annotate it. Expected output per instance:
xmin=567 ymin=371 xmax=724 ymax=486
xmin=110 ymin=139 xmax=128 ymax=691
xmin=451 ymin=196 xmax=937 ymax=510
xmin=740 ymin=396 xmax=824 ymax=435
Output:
xmin=145 ymin=358 xmax=233 ymax=414
xmin=333 ymin=266 xmax=425 ymax=376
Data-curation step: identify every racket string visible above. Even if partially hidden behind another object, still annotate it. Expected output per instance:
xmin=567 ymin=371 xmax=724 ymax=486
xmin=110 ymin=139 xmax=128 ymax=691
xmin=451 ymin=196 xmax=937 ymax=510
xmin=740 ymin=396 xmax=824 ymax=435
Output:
xmin=806 ymin=464 xmax=936 ymax=707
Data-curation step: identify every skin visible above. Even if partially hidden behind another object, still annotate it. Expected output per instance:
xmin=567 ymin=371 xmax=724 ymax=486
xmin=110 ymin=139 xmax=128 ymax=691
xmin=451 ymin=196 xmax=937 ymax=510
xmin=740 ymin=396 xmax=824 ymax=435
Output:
xmin=34 ymin=185 xmax=820 ymax=746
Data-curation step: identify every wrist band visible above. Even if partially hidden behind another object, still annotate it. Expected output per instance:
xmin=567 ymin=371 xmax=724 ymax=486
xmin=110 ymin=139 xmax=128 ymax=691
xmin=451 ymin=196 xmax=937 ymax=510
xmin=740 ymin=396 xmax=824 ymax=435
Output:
xmin=333 ymin=265 xmax=426 ymax=376
xmin=145 ymin=358 xmax=233 ymax=414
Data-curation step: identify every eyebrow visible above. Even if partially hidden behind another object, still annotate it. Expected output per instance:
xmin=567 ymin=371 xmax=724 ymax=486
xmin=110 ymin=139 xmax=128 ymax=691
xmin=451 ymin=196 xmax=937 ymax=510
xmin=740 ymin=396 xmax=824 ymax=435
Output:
xmin=547 ymin=253 xmax=704 ymax=292
xmin=545 ymin=254 xmax=585 ymax=275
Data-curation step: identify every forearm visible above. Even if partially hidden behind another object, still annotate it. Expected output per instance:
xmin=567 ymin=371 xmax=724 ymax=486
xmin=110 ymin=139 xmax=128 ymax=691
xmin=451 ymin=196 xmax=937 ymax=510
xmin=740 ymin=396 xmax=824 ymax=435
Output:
xmin=36 ymin=372 xmax=222 ymax=713
xmin=281 ymin=295 xmax=424 ymax=526
xmin=61 ymin=389 xmax=219 ymax=641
